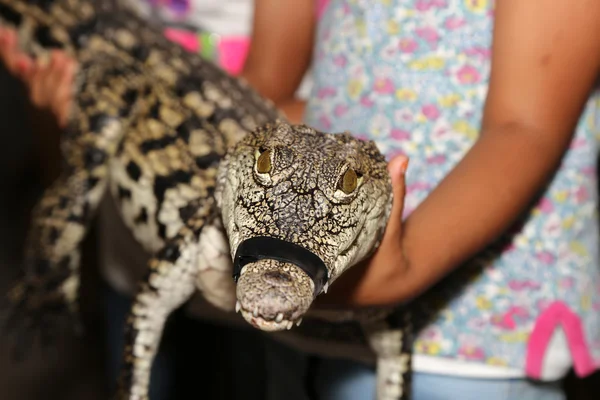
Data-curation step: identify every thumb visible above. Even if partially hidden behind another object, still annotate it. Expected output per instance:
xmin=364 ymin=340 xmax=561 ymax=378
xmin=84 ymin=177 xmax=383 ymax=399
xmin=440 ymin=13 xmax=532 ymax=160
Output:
xmin=386 ymin=154 xmax=409 ymax=231
xmin=14 ymin=55 xmax=33 ymax=79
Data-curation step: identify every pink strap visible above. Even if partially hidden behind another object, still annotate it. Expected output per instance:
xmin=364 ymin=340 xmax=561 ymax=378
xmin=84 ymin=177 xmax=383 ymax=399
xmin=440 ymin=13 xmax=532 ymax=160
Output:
xmin=526 ymin=301 xmax=598 ymax=378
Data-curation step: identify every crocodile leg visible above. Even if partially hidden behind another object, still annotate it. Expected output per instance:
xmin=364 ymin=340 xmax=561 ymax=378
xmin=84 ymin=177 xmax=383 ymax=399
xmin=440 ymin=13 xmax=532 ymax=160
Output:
xmin=116 ymin=226 xmax=203 ymax=400
xmin=3 ymin=117 xmax=124 ymax=358
xmin=366 ymin=310 xmax=413 ymax=400
xmin=2 ymin=53 xmax=136 ymax=358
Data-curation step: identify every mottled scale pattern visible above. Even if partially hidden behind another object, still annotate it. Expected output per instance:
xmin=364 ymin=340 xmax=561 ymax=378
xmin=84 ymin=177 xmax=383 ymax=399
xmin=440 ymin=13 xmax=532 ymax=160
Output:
xmin=0 ymin=1 xmax=414 ymax=399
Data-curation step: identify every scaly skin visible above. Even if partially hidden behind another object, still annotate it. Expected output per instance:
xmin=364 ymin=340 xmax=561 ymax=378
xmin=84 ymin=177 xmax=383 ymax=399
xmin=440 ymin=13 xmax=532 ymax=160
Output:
xmin=216 ymin=123 xmax=392 ymax=329
xmin=0 ymin=1 xmax=414 ymax=399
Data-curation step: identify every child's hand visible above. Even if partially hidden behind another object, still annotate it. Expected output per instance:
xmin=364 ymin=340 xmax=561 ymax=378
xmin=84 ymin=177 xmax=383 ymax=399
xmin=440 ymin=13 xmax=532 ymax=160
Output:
xmin=317 ymin=154 xmax=411 ymax=307
xmin=0 ymin=27 xmax=76 ymax=128
xmin=23 ymin=51 xmax=77 ymax=128
xmin=0 ymin=26 xmax=29 ymax=76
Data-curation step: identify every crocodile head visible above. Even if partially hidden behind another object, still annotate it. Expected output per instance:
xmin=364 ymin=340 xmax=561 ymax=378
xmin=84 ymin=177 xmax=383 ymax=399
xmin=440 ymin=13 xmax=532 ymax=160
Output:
xmin=215 ymin=122 xmax=392 ymax=331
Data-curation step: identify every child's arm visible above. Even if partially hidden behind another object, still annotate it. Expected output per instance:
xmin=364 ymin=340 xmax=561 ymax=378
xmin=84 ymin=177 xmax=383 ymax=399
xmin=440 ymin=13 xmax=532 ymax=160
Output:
xmin=240 ymin=0 xmax=315 ymax=123
xmin=0 ymin=28 xmax=76 ymax=186
xmin=323 ymin=0 xmax=600 ymax=306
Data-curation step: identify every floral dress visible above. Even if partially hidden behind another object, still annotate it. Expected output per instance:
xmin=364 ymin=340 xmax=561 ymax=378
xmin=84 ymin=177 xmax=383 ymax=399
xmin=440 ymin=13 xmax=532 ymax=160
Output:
xmin=304 ymin=0 xmax=600 ymax=379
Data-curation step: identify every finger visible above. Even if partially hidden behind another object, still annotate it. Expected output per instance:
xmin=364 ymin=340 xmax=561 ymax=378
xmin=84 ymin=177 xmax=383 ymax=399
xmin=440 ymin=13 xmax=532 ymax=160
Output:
xmin=57 ymin=57 xmax=76 ymax=98
xmin=0 ymin=27 xmax=34 ymax=79
xmin=14 ymin=54 xmax=34 ymax=78
xmin=385 ymin=154 xmax=409 ymax=235
xmin=55 ymin=58 xmax=77 ymax=128
xmin=0 ymin=28 xmax=18 ymax=74
xmin=19 ymin=56 xmax=37 ymax=84
xmin=0 ymin=28 xmax=36 ymax=83
xmin=0 ymin=27 xmax=13 ymax=59
xmin=0 ymin=26 xmax=8 ymax=65
xmin=41 ymin=52 xmax=66 ymax=113
xmin=42 ymin=50 xmax=63 ymax=88
xmin=28 ymin=59 xmax=44 ymax=105
xmin=30 ymin=52 xmax=58 ymax=106
xmin=44 ymin=51 xmax=65 ymax=91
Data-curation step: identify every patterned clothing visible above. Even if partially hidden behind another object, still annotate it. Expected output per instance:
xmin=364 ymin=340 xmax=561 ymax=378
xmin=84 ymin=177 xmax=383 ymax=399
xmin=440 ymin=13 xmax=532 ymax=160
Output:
xmin=304 ymin=0 xmax=600 ymax=379
xmin=129 ymin=0 xmax=253 ymax=74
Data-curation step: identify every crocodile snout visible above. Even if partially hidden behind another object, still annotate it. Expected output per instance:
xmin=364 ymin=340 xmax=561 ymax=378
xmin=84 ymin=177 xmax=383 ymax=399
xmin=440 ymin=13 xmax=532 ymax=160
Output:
xmin=235 ymin=259 xmax=314 ymax=331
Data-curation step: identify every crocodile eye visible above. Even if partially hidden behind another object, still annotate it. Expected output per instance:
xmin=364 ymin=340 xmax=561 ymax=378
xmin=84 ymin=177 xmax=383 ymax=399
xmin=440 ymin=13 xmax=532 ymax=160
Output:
xmin=256 ymin=149 xmax=272 ymax=174
xmin=339 ymin=168 xmax=358 ymax=194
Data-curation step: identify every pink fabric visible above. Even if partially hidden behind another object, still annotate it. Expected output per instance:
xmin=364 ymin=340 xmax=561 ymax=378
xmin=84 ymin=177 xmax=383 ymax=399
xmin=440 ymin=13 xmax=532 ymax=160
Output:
xmin=316 ymin=0 xmax=330 ymax=19
xmin=526 ymin=301 xmax=599 ymax=378
xmin=164 ymin=0 xmax=327 ymax=74
xmin=164 ymin=28 xmax=199 ymax=53
xmin=218 ymin=37 xmax=251 ymax=76
xmin=163 ymin=28 xmax=250 ymax=76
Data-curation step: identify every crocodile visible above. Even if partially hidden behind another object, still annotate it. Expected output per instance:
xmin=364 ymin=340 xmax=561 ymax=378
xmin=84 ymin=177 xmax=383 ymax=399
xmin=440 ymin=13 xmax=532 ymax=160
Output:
xmin=0 ymin=0 xmax=413 ymax=399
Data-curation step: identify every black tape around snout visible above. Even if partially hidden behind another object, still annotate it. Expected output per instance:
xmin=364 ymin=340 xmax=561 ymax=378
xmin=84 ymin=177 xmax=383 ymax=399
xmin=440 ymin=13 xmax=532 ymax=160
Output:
xmin=232 ymin=236 xmax=329 ymax=296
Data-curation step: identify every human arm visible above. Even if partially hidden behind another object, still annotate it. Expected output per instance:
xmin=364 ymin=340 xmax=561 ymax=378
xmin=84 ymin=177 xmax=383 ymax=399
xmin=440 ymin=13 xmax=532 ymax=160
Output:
xmin=0 ymin=28 xmax=75 ymax=186
xmin=240 ymin=0 xmax=315 ymax=123
xmin=320 ymin=0 xmax=600 ymax=306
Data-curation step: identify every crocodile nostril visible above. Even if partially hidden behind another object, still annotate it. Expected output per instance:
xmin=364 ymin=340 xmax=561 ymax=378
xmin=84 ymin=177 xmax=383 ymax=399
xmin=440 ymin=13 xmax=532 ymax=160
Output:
xmin=263 ymin=270 xmax=293 ymax=285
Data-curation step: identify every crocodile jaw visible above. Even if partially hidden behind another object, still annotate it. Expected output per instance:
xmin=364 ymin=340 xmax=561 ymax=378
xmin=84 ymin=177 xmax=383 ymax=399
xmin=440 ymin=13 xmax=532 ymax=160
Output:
xmin=235 ymin=260 xmax=314 ymax=331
